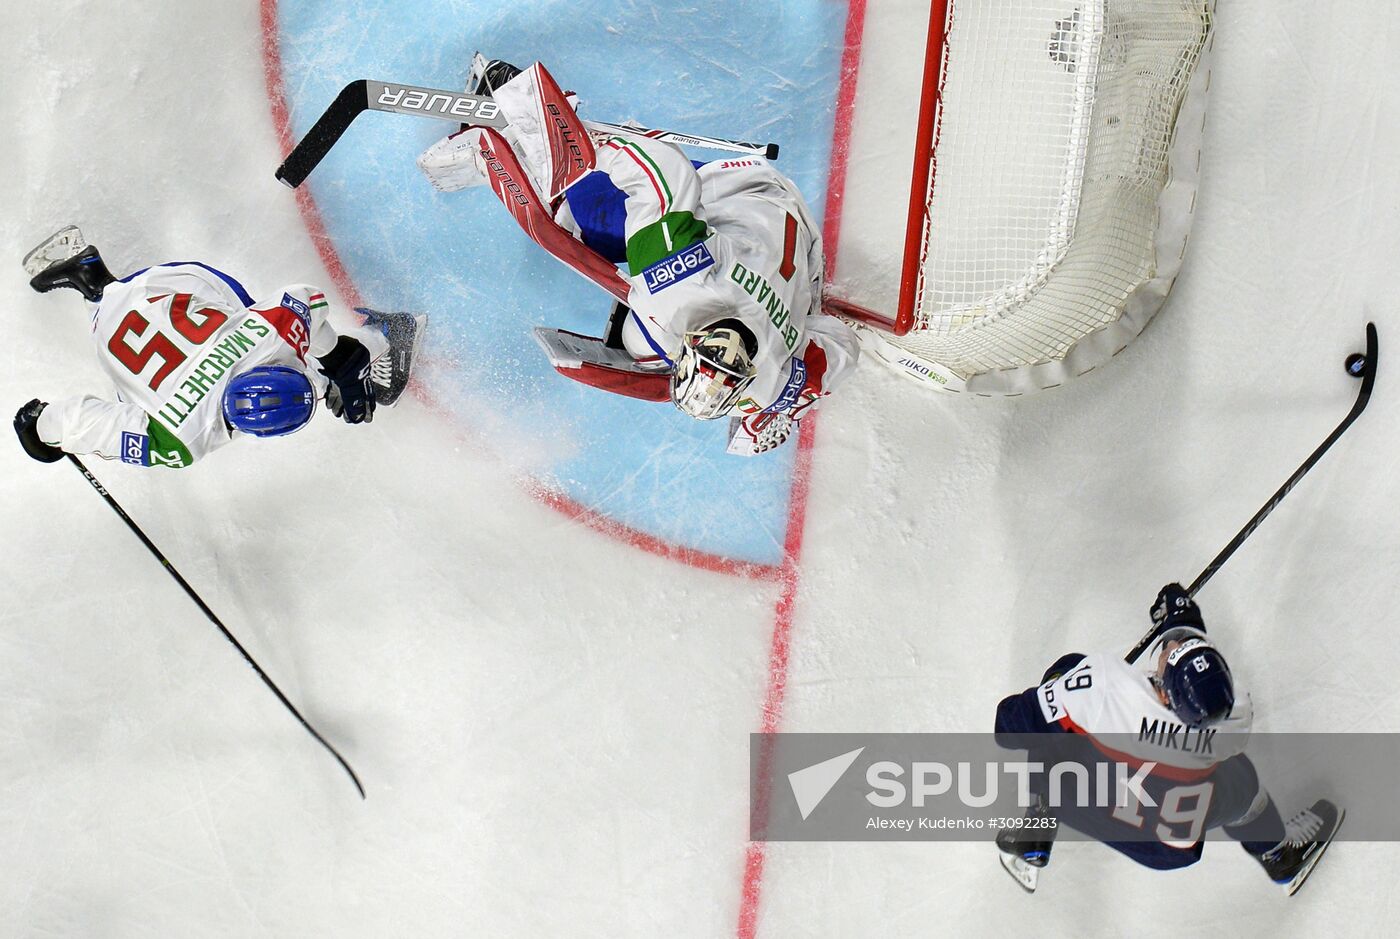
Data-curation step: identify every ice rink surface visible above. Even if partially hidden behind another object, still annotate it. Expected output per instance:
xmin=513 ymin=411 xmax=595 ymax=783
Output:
xmin=2 ymin=1 xmax=1399 ymax=936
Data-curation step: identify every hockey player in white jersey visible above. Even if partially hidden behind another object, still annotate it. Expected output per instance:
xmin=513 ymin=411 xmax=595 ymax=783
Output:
xmin=993 ymin=584 xmax=1343 ymax=895
xmin=13 ymin=227 xmax=425 ymax=469
xmin=417 ymin=58 xmax=860 ymax=455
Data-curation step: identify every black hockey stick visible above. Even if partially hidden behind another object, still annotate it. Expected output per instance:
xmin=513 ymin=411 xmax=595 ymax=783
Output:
xmin=1126 ymin=322 xmax=1379 ymax=664
xmin=67 ymin=455 xmax=366 ymax=798
xmin=275 ymin=80 xmax=506 ymax=188
xmin=275 ymin=80 xmax=367 ymax=189
xmin=275 ymin=79 xmax=778 ymax=189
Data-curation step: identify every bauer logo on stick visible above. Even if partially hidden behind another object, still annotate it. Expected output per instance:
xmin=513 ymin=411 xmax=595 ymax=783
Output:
xmin=373 ymin=83 xmax=500 ymax=121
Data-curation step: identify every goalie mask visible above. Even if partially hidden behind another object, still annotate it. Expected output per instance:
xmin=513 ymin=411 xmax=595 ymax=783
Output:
xmin=670 ymin=325 xmax=757 ymax=420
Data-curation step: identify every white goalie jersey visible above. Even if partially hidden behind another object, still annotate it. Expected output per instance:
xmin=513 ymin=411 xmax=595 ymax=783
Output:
xmin=416 ymin=61 xmax=861 ymax=451
xmin=586 ymin=131 xmax=860 ymax=417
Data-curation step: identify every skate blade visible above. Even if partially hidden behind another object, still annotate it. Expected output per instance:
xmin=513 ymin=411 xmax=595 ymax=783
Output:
xmin=469 ymin=52 xmax=487 ymax=82
xmin=999 ymin=851 xmax=1039 ymax=894
xmin=22 ymin=225 xmax=86 ymax=277
xmin=373 ymin=314 xmax=428 ymax=407
xmin=1288 ymin=808 xmax=1344 ymax=897
xmin=398 ymin=314 xmax=428 ymax=393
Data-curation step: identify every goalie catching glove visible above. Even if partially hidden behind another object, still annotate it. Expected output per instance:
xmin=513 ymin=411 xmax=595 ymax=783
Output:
xmin=416 ymin=57 xmax=580 ymax=195
xmin=418 ymin=130 xmax=490 ymax=193
xmin=726 ymin=411 xmax=795 ymax=456
xmin=722 ymin=353 xmax=837 ymax=456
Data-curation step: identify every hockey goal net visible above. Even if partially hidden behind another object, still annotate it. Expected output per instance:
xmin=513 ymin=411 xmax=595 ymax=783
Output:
xmin=826 ymin=0 xmax=1215 ymax=394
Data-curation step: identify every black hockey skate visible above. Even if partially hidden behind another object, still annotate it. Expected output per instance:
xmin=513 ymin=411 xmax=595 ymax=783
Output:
xmin=1255 ymin=799 xmax=1344 ymax=896
xmin=358 ymin=309 xmax=428 ymax=406
xmin=466 ymin=53 xmax=523 ymax=97
xmin=23 ymin=226 xmax=117 ymax=302
xmin=604 ymin=299 xmax=631 ymax=350
xmin=996 ymin=822 xmax=1055 ymax=894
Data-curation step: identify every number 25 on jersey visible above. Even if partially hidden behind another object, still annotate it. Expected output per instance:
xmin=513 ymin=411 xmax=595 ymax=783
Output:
xmin=107 ymin=293 xmax=230 ymax=391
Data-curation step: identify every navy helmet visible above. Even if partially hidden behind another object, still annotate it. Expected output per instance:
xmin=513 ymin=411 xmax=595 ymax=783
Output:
xmin=1160 ymin=631 xmax=1235 ymax=727
xmin=222 ymin=365 xmax=316 ymax=437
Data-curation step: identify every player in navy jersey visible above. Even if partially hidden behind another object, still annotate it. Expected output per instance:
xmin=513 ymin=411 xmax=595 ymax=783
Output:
xmin=993 ymin=584 xmax=1342 ymax=895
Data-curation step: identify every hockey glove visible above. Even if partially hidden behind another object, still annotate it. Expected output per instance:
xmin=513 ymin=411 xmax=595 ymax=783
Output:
xmin=1150 ymin=582 xmax=1205 ymax=631
xmin=317 ymin=336 xmax=376 ymax=425
xmin=417 ymin=129 xmax=490 ymax=192
xmin=726 ymin=411 xmax=795 ymax=456
xmin=1039 ymin=652 xmax=1088 ymax=685
xmin=13 ymin=400 xmax=65 ymax=463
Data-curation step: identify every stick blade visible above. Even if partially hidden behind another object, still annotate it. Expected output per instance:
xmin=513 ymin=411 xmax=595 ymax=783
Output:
xmin=1359 ymin=322 xmax=1379 ymax=394
xmin=275 ymin=80 xmax=371 ymax=189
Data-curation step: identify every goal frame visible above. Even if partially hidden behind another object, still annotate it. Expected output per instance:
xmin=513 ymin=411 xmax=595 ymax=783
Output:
xmin=827 ymin=0 xmax=951 ymax=338
xmin=826 ymin=0 xmax=1216 ymax=395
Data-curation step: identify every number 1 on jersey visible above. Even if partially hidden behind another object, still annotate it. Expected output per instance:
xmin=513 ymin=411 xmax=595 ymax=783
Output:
xmin=779 ymin=212 xmax=798 ymax=281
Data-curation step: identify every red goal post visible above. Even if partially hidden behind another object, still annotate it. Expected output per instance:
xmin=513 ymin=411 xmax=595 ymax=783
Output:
xmin=825 ymin=1 xmax=1217 ymax=395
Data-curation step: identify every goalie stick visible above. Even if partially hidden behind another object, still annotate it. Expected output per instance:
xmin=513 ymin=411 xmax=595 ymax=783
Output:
xmin=67 ymin=455 xmax=366 ymax=799
xmin=275 ymin=79 xmax=779 ymax=189
xmin=581 ymin=119 xmax=779 ymax=162
xmin=1125 ymin=322 xmax=1379 ymax=664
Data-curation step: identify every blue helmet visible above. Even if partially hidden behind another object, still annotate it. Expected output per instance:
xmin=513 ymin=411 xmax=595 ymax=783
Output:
xmin=1160 ymin=631 xmax=1235 ymax=727
xmin=222 ymin=365 xmax=316 ymax=437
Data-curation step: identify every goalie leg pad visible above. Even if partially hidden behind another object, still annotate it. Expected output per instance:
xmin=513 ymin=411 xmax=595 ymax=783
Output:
xmin=533 ymin=327 xmax=669 ymax=402
xmin=473 ymin=127 xmax=630 ymax=303
xmin=490 ymin=62 xmax=596 ymax=199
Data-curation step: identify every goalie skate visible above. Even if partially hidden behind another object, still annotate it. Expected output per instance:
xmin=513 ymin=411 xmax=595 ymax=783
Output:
xmin=465 ymin=53 xmax=522 ymax=98
xmin=358 ymin=309 xmax=427 ymax=406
